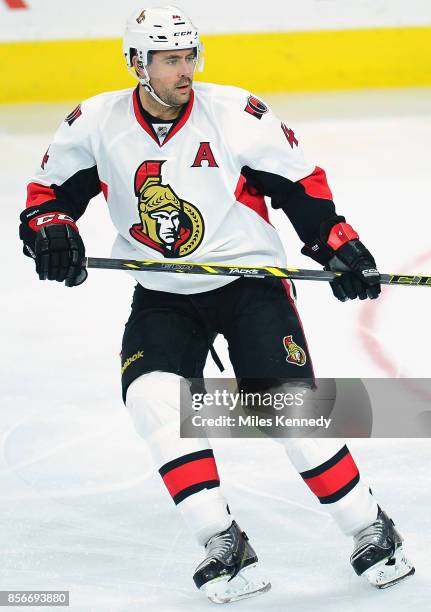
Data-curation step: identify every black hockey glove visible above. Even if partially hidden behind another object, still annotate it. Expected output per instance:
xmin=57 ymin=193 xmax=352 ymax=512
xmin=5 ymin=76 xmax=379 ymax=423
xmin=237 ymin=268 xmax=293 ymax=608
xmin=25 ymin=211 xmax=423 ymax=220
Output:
xmin=326 ymin=240 xmax=381 ymax=302
xmin=19 ymin=208 xmax=87 ymax=287
xmin=301 ymin=217 xmax=381 ymax=302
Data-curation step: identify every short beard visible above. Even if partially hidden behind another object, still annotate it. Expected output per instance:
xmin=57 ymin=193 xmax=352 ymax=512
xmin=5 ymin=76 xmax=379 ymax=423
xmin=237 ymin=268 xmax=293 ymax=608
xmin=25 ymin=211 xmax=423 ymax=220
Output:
xmin=159 ymin=89 xmax=190 ymax=107
xmin=153 ymin=79 xmax=192 ymax=107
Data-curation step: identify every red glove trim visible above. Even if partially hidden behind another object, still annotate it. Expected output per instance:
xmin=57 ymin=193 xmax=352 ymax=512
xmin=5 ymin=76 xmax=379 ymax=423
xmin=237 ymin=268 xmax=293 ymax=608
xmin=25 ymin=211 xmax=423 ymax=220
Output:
xmin=327 ymin=222 xmax=359 ymax=251
xmin=28 ymin=212 xmax=78 ymax=233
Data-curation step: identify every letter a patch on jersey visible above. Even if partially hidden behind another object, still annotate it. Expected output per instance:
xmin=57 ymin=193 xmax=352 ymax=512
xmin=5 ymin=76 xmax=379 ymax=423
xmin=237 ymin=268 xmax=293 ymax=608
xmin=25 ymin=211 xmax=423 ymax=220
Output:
xmin=191 ymin=142 xmax=218 ymax=167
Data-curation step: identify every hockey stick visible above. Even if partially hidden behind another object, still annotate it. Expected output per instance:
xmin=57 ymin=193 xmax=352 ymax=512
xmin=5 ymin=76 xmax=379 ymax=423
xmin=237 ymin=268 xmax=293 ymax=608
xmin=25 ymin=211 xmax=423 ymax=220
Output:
xmin=85 ymin=257 xmax=431 ymax=287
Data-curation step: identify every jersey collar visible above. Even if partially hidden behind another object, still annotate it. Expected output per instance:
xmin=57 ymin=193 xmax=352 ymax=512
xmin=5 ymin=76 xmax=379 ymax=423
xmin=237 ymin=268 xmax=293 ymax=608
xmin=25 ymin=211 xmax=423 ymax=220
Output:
xmin=132 ymin=87 xmax=194 ymax=147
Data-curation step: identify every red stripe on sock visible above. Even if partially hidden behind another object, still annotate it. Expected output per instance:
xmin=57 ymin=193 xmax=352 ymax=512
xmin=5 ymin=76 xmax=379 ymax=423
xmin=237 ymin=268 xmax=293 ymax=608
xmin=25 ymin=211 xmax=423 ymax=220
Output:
xmin=303 ymin=452 xmax=359 ymax=498
xmin=162 ymin=457 xmax=220 ymax=498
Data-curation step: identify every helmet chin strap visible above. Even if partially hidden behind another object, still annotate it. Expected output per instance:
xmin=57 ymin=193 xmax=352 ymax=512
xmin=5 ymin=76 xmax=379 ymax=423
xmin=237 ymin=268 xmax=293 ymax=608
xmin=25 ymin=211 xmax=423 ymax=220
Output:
xmin=138 ymin=66 xmax=174 ymax=108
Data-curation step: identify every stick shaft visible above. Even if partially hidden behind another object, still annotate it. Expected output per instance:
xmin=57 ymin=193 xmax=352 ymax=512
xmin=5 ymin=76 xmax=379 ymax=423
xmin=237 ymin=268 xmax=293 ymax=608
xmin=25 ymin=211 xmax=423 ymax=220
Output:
xmin=85 ymin=257 xmax=431 ymax=287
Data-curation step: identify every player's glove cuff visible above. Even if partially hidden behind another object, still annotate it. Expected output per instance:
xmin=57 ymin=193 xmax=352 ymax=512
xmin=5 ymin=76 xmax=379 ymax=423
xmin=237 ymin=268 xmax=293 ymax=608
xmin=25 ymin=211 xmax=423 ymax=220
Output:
xmin=19 ymin=205 xmax=78 ymax=257
xmin=301 ymin=215 xmax=352 ymax=266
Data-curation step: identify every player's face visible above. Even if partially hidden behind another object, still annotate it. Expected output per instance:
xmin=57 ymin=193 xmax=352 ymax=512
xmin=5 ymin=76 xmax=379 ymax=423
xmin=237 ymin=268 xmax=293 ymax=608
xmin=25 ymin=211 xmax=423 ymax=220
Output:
xmin=147 ymin=49 xmax=196 ymax=107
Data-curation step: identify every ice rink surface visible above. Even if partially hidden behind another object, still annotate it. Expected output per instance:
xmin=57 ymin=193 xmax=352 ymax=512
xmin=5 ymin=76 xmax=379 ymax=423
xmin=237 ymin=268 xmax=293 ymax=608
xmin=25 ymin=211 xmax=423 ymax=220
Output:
xmin=1 ymin=88 xmax=431 ymax=611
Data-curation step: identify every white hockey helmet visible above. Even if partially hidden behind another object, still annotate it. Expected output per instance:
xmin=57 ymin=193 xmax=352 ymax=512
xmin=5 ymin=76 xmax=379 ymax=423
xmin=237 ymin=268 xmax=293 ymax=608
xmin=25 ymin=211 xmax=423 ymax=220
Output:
xmin=123 ymin=5 xmax=204 ymax=106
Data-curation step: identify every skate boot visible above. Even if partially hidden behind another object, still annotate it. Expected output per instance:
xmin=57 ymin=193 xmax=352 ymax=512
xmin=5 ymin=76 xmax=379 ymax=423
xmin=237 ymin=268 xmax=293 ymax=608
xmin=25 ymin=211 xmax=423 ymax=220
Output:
xmin=193 ymin=520 xmax=271 ymax=604
xmin=350 ymin=508 xmax=415 ymax=589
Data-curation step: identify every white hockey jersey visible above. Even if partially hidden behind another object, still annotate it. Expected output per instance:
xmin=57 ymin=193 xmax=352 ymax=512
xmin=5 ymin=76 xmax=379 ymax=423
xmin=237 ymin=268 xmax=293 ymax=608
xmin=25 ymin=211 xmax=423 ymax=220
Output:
xmin=26 ymin=82 xmax=334 ymax=294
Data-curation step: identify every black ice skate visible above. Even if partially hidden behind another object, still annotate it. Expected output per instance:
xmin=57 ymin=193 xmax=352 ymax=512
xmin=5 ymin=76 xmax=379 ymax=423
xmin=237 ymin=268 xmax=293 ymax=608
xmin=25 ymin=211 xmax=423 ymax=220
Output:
xmin=193 ymin=520 xmax=271 ymax=604
xmin=351 ymin=508 xmax=415 ymax=588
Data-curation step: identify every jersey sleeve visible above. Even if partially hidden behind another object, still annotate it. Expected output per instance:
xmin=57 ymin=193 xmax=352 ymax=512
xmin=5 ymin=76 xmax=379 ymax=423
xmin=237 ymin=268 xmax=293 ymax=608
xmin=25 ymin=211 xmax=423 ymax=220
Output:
xmin=26 ymin=99 xmax=101 ymax=220
xmin=227 ymin=90 xmax=345 ymax=255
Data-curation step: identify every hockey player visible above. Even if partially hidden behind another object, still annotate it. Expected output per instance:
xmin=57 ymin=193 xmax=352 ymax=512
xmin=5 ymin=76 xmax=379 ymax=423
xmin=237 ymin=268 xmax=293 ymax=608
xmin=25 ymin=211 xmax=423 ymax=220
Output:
xmin=19 ymin=5 xmax=414 ymax=604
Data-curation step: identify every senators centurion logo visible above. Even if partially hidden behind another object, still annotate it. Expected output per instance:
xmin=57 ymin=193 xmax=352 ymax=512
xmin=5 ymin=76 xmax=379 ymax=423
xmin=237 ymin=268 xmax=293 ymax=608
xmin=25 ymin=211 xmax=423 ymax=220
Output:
xmin=283 ymin=335 xmax=307 ymax=367
xmin=130 ymin=160 xmax=204 ymax=258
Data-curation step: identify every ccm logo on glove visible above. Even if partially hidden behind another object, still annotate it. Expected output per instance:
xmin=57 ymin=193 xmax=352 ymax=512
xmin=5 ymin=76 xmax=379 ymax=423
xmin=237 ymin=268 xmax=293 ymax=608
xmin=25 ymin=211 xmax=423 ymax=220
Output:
xmin=28 ymin=212 xmax=78 ymax=232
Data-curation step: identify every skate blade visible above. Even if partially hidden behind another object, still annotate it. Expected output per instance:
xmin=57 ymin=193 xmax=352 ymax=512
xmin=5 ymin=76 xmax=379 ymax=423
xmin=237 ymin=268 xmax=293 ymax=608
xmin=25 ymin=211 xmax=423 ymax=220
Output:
xmin=364 ymin=546 xmax=415 ymax=589
xmin=201 ymin=562 xmax=271 ymax=604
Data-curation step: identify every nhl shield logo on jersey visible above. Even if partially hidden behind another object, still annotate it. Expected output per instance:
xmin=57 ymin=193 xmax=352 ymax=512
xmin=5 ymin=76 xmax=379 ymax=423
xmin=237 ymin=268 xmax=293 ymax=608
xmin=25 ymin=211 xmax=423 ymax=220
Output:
xmin=130 ymin=160 xmax=204 ymax=258
xmin=283 ymin=335 xmax=307 ymax=366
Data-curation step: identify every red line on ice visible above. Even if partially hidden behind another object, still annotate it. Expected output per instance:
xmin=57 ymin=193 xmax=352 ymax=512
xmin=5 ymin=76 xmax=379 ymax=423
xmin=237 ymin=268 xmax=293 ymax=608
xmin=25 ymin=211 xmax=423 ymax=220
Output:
xmin=358 ymin=249 xmax=431 ymax=400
